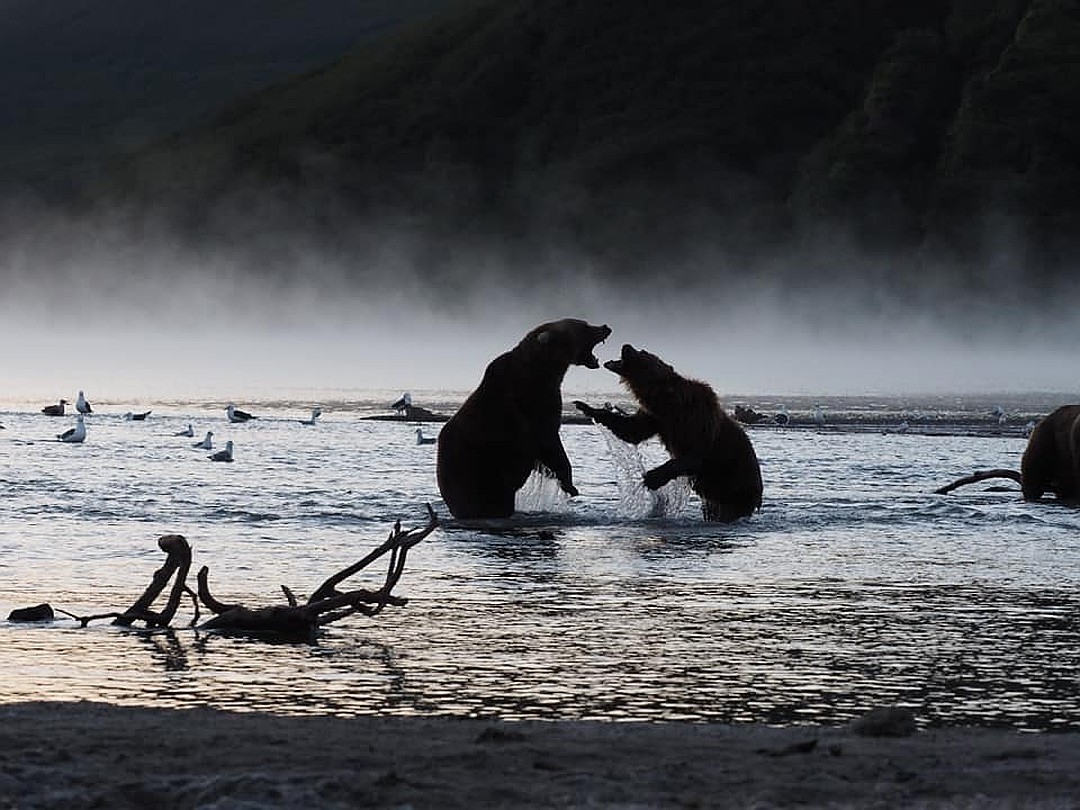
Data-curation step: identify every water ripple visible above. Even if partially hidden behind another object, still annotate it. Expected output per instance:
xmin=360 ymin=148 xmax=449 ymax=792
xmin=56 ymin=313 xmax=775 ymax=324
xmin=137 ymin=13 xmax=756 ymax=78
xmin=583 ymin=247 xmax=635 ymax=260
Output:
xmin=2 ymin=396 xmax=1080 ymax=729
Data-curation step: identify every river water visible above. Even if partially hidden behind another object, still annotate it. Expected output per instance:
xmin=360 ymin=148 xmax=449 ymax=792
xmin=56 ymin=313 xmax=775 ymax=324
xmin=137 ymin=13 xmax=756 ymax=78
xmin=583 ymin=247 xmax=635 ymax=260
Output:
xmin=1 ymin=392 xmax=1078 ymax=731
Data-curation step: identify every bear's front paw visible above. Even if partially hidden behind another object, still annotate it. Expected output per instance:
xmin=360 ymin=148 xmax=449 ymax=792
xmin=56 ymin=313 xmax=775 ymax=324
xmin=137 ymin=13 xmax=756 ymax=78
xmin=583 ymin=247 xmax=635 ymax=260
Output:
xmin=561 ymin=482 xmax=580 ymax=498
xmin=572 ymin=400 xmax=596 ymax=418
xmin=643 ymin=469 xmax=667 ymax=490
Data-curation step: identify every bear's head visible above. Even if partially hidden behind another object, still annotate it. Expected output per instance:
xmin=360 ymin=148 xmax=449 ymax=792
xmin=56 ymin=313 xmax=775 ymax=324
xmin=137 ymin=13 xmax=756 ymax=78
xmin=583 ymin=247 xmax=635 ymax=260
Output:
xmin=523 ymin=319 xmax=612 ymax=370
xmin=604 ymin=343 xmax=682 ymax=411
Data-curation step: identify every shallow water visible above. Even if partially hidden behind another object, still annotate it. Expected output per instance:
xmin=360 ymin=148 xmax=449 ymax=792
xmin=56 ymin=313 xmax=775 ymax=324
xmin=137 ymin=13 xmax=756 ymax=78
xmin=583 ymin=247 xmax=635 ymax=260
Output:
xmin=2 ymin=393 xmax=1079 ymax=731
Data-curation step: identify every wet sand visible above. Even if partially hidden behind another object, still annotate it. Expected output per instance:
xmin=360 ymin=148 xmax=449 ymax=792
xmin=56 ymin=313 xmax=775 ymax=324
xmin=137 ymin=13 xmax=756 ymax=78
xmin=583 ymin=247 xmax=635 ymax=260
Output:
xmin=2 ymin=702 xmax=1078 ymax=808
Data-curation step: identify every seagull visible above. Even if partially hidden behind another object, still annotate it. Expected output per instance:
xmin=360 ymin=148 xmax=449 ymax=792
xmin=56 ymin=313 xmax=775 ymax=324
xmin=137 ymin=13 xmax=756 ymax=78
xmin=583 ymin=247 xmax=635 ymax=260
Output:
xmin=57 ymin=414 xmax=86 ymax=443
xmin=124 ymin=410 xmax=152 ymax=421
xmin=75 ymin=390 xmax=93 ymax=415
xmin=209 ymin=440 xmax=234 ymax=462
xmin=773 ymin=406 xmax=790 ymax=426
xmin=813 ymin=405 xmax=826 ymax=427
xmin=174 ymin=423 xmax=195 ymax=437
xmin=226 ymin=403 xmax=256 ymax=423
xmin=299 ymin=407 xmax=322 ymax=425
xmin=391 ymin=392 xmax=412 ymax=417
xmin=41 ymin=399 xmax=68 ymax=416
xmin=193 ymin=431 xmax=213 ymax=450
xmin=415 ymin=427 xmax=436 ymax=445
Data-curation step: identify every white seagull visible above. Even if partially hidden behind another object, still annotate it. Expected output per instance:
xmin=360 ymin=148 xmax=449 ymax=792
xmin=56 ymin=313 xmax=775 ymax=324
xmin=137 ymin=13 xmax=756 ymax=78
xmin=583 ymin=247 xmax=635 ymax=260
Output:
xmin=415 ymin=427 xmax=436 ymax=445
xmin=813 ymin=405 xmax=826 ymax=427
xmin=391 ymin=392 xmax=412 ymax=417
xmin=75 ymin=390 xmax=93 ymax=415
xmin=226 ymin=403 xmax=256 ymax=423
xmin=299 ymin=407 xmax=322 ymax=425
xmin=193 ymin=431 xmax=214 ymax=450
xmin=58 ymin=414 xmax=86 ymax=443
xmin=209 ymin=440 xmax=234 ymax=462
xmin=174 ymin=423 xmax=195 ymax=437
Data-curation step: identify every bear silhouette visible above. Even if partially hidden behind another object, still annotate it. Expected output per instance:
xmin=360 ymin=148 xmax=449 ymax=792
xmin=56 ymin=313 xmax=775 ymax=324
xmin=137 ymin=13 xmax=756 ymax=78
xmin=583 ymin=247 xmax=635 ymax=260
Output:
xmin=437 ymin=318 xmax=611 ymax=519
xmin=576 ymin=343 xmax=762 ymax=522
xmin=1021 ymin=404 xmax=1080 ymax=502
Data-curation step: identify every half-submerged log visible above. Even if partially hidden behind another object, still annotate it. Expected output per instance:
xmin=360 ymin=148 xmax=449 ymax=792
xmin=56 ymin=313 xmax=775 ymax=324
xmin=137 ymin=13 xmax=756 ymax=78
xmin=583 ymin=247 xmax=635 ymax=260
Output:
xmin=8 ymin=603 xmax=55 ymax=622
xmin=933 ymin=469 xmax=1023 ymax=495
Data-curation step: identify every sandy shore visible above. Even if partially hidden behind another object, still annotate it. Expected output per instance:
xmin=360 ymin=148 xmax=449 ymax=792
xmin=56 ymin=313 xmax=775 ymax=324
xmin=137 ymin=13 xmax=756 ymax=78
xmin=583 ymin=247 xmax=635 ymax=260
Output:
xmin=1 ymin=703 xmax=1078 ymax=808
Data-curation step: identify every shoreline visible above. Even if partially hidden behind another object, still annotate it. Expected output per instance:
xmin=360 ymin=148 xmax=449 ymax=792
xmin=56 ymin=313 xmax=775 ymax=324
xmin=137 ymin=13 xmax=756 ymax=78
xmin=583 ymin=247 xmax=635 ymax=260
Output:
xmin=3 ymin=702 xmax=1079 ymax=808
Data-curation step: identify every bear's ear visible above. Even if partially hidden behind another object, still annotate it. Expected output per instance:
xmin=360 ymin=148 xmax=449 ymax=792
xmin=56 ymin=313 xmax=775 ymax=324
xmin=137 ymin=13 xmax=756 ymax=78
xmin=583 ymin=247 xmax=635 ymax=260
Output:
xmin=535 ymin=329 xmax=551 ymax=345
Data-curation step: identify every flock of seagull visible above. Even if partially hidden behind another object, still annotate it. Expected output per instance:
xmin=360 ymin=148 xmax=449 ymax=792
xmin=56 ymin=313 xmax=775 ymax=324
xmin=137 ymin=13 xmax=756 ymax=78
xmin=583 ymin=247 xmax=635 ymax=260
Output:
xmin=30 ymin=394 xmax=330 ymax=462
xmin=19 ymin=393 xmax=437 ymax=460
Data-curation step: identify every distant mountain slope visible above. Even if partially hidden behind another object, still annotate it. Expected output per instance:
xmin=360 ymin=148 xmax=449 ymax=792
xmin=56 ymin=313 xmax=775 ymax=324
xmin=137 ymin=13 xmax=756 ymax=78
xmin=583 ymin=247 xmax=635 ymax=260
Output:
xmin=104 ymin=0 xmax=1080 ymax=276
xmin=0 ymin=0 xmax=451 ymax=190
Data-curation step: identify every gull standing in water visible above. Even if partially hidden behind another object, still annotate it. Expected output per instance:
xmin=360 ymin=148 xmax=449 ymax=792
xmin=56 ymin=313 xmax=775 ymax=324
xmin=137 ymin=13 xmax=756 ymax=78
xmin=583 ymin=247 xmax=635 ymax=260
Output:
xmin=415 ymin=427 xmax=436 ymax=445
xmin=75 ymin=391 xmax=92 ymax=415
xmin=209 ymin=440 xmax=234 ymax=462
xmin=174 ymin=423 xmax=195 ymax=437
xmin=391 ymin=392 xmax=412 ymax=417
xmin=299 ymin=407 xmax=322 ymax=425
xmin=58 ymin=414 xmax=86 ymax=443
xmin=226 ymin=404 xmax=256 ymax=423
xmin=193 ymin=431 xmax=213 ymax=450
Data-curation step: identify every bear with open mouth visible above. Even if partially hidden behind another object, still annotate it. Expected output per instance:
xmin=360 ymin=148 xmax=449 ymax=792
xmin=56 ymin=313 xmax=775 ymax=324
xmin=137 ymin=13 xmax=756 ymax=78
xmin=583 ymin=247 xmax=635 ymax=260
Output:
xmin=437 ymin=318 xmax=612 ymax=519
xmin=576 ymin=343 xmax=763 ymax=522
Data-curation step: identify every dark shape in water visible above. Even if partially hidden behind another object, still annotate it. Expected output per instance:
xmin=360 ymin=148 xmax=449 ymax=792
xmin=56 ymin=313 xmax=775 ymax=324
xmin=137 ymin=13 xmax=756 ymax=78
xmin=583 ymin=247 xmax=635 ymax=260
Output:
xmin=8 ymin=603 xmax=55 ymax=622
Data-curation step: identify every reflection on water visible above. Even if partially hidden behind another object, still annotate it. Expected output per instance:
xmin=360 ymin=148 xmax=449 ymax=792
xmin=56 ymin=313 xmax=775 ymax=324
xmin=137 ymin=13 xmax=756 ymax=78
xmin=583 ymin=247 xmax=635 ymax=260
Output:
xmin=2 ymin=394 xmax=1080 ymax=730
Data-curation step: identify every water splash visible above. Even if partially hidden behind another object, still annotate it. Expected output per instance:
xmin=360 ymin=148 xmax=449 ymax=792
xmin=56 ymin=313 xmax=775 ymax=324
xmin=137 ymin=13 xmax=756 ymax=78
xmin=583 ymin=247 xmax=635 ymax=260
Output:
xmin=514 ymin=469 xmax=573 ymax=514
xmin=599 ymin=430 xmax=692 ymax=518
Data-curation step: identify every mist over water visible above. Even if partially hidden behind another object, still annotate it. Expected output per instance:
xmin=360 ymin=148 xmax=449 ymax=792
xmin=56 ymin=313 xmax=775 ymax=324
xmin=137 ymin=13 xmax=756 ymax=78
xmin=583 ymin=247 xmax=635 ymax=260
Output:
xmin=3 ymin=206 xmax=1079 ymax=402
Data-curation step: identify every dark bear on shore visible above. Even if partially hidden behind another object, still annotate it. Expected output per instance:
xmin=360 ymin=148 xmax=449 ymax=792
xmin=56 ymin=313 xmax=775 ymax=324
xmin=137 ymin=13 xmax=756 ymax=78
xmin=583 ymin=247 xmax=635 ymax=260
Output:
xmin=575 ymin=344 xmax=763 ymax=522
xmin=1020 ymin=404 xmax=1080 ymax=502
xmin=437 ymin=318 xmax=612 ymax=519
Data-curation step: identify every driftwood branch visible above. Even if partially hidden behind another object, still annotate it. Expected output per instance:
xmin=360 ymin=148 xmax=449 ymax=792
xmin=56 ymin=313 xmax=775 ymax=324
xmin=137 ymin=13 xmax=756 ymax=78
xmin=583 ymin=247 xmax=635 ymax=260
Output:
xmin=934 ymin=468 xmax=1023 ymax=495
xmin=308 ymin=503 xmax=437 ymax=603
xmin=12 ymin=506 xmax=437 ymax=642
xmin=195 ymin=503 xmax=438 ymax=639
xmin=113 ymin=534 xmax=192 ymax=628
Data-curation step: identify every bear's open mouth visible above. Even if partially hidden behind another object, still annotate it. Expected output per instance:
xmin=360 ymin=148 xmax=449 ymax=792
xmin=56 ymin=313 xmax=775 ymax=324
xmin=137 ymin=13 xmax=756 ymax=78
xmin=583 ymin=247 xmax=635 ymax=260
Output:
xmin=603 ymin=342 xmax=636 ymax=375
xmin=579 ymin=324 xmax=612 ymax=368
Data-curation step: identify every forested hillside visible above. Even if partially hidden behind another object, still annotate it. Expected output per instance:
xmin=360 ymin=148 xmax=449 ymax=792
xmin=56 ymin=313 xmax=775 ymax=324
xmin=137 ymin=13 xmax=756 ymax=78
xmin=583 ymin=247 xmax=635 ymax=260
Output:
xmin=0 ymin=0 xmax=450 ymax=190
xmin=99 ymin=0 xmax=1080 ymax=282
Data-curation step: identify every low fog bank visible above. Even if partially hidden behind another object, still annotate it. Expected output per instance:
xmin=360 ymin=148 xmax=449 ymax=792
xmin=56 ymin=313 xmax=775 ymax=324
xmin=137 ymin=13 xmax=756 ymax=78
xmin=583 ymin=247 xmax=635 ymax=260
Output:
xmin=2 ymin=204 xmax=1078 ymax=402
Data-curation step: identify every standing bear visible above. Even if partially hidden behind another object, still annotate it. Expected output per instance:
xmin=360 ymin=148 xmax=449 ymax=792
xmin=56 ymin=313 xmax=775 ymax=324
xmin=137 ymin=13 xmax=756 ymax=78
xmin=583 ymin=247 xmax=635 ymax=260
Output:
xmin=1020 ymin=404 xmax=1080 ymax=502
xmin=575 ymin=344 xmax=763 ymax=522
xmin=437 ymin=318 xmax=612 ymax=519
